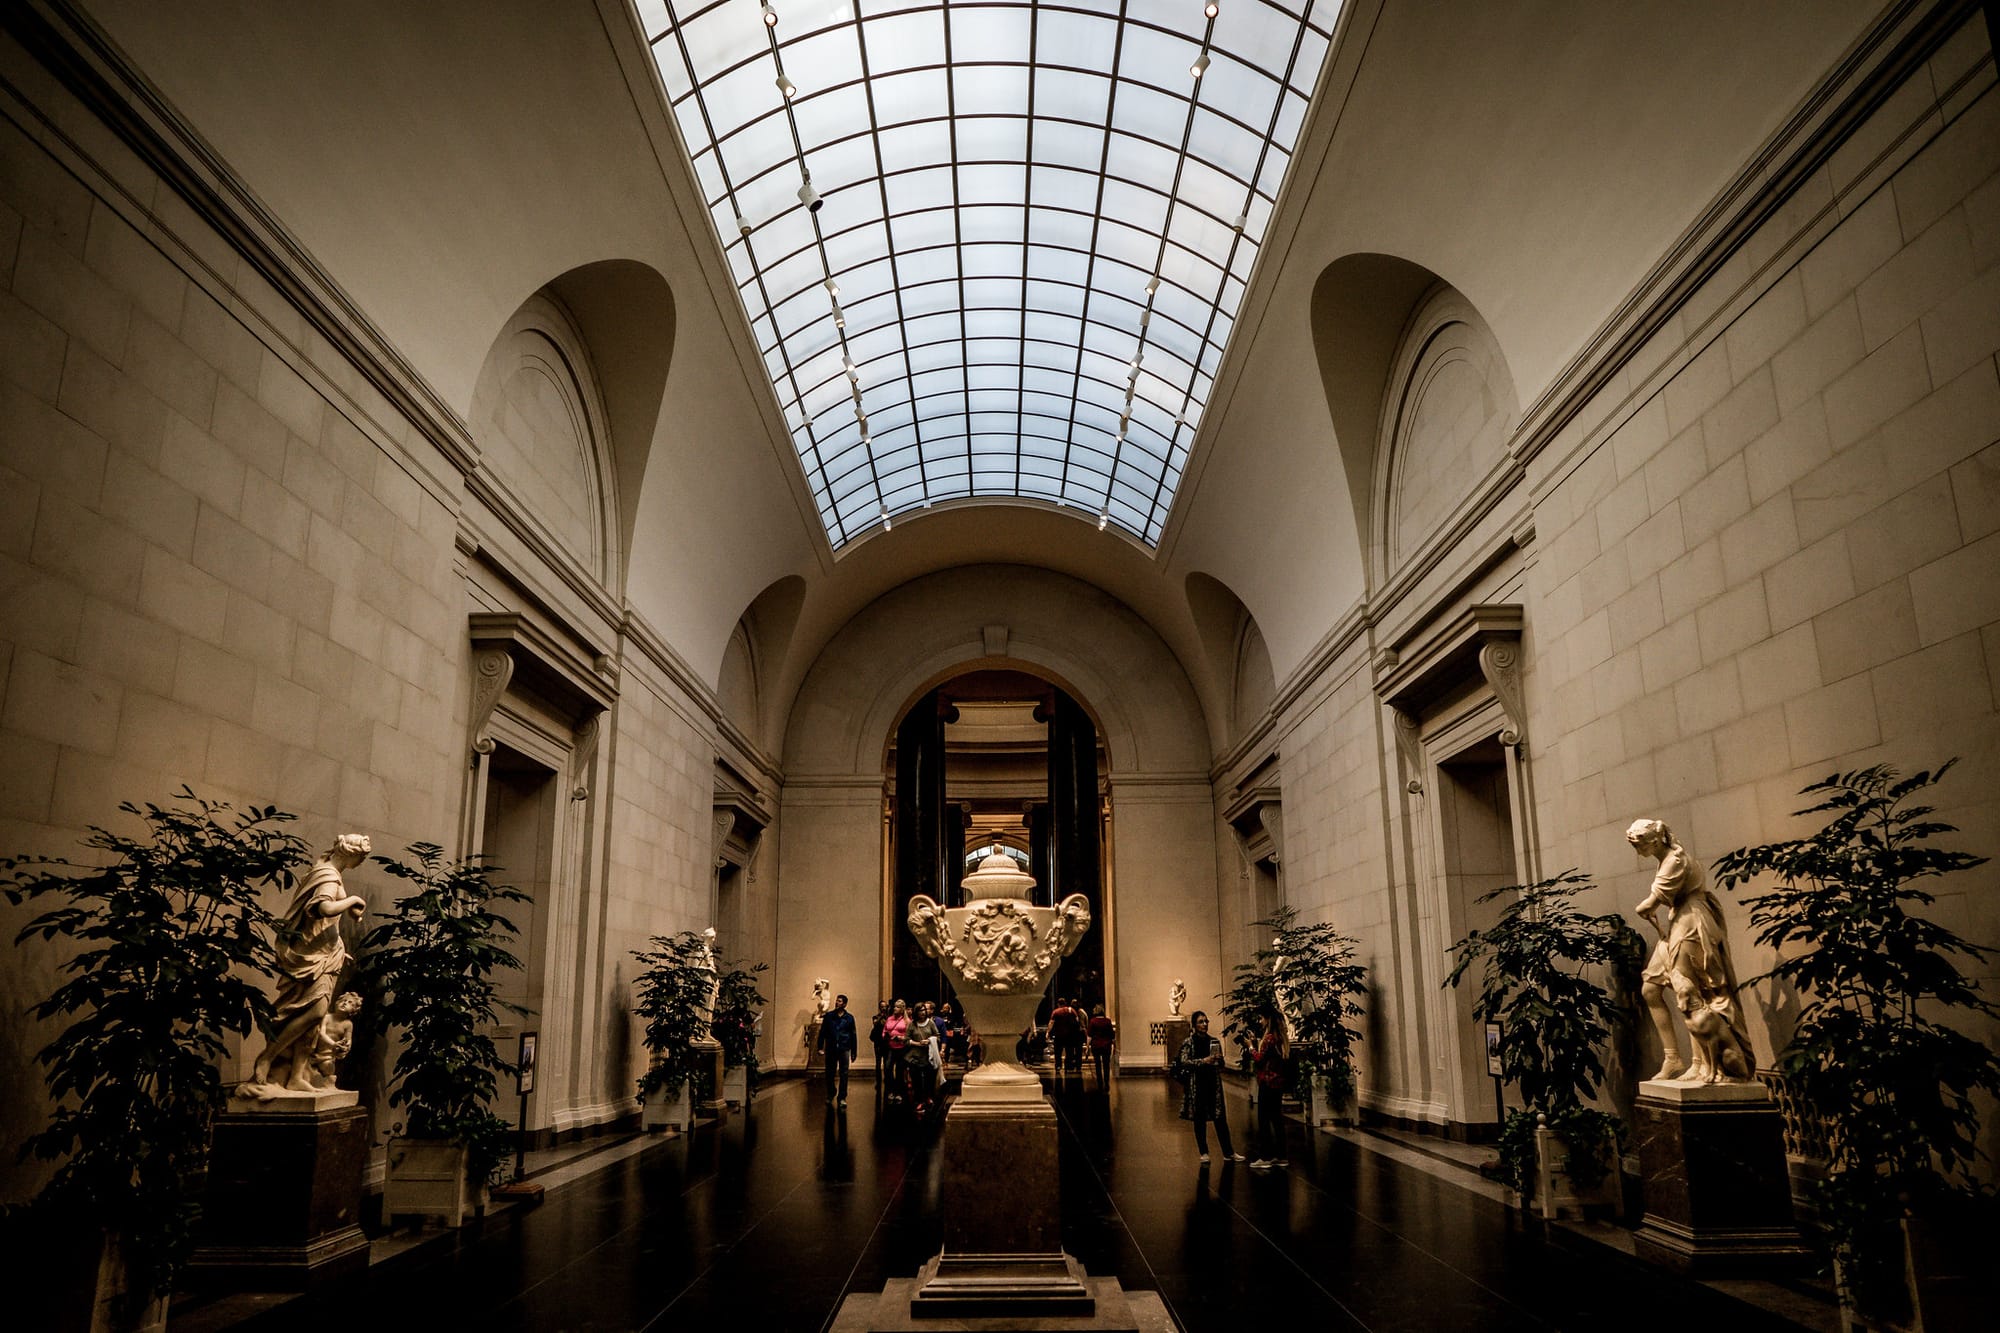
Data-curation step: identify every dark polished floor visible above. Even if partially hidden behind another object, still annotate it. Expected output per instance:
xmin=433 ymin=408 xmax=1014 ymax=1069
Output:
xmin=231 ymin=1073 xmax=1811 ymax=1333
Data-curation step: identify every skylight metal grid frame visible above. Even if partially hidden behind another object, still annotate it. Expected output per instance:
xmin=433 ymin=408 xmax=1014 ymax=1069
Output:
xmin=640 ymin=0 xmax=1338 ymax=547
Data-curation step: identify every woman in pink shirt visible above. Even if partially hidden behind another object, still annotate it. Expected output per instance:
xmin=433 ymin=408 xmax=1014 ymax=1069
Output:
xmin=881 ymin=999 xmax=910 ymax=1103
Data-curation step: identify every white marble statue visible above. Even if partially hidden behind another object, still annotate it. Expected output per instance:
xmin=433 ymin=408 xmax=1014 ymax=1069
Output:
xmin=813 ymin=977 xmax=832 ymax=1016
xmin=696 ymin=925 xmax=720 ymax=1044
xmin=1628 ymin=818 xmax=1757 ymax=1084
xmin=303 ymin=991 xmax=362 ymax=1090
xmin=245 ymin=833 xmax=369 ymax=1095
xmin=1168 ymin=978 xmax=1186 ymax=1017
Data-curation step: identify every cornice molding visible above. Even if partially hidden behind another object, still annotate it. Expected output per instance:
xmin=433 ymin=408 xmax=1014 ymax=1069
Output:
xmin=1507 ymin=0 xmax=1978 ymax=470
xmin=4 ymin=0 xmax=482 ymax=479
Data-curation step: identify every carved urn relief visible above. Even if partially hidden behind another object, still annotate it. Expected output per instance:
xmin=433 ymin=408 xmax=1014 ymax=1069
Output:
xmin=906 ymin=850 xmax=1091 ymax=1103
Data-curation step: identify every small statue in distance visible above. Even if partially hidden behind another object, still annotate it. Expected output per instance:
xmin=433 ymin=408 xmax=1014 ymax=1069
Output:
xmin=812 ymin=977 xmax=832 ymax=1016
xmin=1168 ymin=978 xmax=1187 ymax=1018
xmin=1627 ymin=818 xmax=1757 ymax=1085
xmin=696 ymin=926 xmax=721 ymax=1044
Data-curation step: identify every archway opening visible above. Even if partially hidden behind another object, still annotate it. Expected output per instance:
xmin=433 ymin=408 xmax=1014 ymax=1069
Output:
xmin=884 ymin=668 xmax=1111 ymax=1032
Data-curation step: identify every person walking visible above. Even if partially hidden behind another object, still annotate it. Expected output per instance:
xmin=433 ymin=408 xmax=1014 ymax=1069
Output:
xmin=882 ymin=999 xmax=911 ymax=1104
xmin=1047 ymin=997 xmax=1079 ymax=1078
xmin=817 ymin=992 xmax=857 ymax=1108
xmin=1088 ymin=1003 xmax=1116 ymax=1083
xmin=1176 ymin=1011 xmax=1243 ymax=1164
xmin=1248 ymin=1007 xmax=1291 ymax=1170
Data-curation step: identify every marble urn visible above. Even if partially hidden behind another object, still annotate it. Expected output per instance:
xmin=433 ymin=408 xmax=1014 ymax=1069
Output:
xmin=906 ymin=850 xmax=1092 ymax=1102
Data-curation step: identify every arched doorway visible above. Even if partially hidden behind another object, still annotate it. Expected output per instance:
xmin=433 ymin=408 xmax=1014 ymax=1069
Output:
xmin=883 ymin=668 xmax=1112 ymax=1025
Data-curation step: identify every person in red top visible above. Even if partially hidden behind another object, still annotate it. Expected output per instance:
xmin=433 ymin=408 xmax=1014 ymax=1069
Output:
xmin=1087 ymin=1004 xmax=1116 ymax=1083
xmin=1047 ymin=998 xmax=1080 ymax=1078
xmin=1248 ymin=1006 xmax=1290 ymax=1170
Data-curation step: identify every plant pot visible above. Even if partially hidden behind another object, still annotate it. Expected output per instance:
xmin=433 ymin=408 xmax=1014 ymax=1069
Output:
xmin=1837 ymin=1203 xmax=1999 ymax=1333
xmin=722 ymin=1065 xmax=747 ymax=1107
xmin=641 ymin=1083 xmax=690 ymax=1133
xmin=1531 ymin=1123 xmax=1620 ymax=1221
xmin=383 ymin=1139 xmax=481 ymax=1228
xmin=83 ymin=1232 xmax=169 ymax=1333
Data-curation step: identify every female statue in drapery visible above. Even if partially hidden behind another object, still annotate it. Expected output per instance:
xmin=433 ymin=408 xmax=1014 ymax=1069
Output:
xmin=1627 ymin=818 xmax=1756 ymax=1084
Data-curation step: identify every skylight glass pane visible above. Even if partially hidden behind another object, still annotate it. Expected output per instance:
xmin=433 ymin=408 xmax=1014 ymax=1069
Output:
xmin=653 ymin=0 xmax=1340 ymax=547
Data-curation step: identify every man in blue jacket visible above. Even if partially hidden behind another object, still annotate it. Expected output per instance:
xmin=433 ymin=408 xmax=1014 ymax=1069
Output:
xmin=818 ymin=992 xmax=858 ymax=1108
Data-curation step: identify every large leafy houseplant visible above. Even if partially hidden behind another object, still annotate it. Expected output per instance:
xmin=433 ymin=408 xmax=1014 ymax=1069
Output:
xmin=711 ymin=958 xmax=769 ymax=1082
xmin=632 ymin=931 xmax=717 ymax=1105
xmin=1220 ymin=906 xmax=1369 ymax=1111
xmin=1 ymin=791 xmax=305 ymax=1311
xmin=1714 ymin=762 xmax=2000 ymax=1324
xmin=358 ymin=844 xmax=527 ymax=1188
xmin=1445 ymin=871 xmax=1644 ymax=1198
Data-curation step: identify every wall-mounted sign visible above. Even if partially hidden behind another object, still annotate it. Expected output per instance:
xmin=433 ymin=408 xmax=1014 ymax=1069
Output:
xmin=518 ymin=1031 xmax=538 ymax=1096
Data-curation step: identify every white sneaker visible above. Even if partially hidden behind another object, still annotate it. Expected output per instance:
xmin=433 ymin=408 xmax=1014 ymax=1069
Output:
xmin=1225 ymin=1153 xmax=1247 ymax=1162
xmin=1198 ymin=1153 xmax=1210 ymax=1162
xmin=1249 ymin=1159 xmax=1274 ymax=1171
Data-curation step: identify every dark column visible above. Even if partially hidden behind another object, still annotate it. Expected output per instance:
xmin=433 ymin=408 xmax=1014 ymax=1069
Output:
xmin=1045 ymin=689 xmax=1103 ymax=1005
xmin=893 ymin=692 xmax=959 ymax=1005
xmin=1026 ymin=802 xmax=1052 ymax=908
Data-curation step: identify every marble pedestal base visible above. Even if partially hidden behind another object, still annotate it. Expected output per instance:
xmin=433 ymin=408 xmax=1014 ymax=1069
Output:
xmin=1632 ymin=1080 xmax=1811 ymax=1276
xmin=697 ymin=1041 xmax=727 ymax=1114
xmin=1160 ymin=1018 xmax=1190 ymax=1075
xmin=191 ymin=1100 xmax=369 ymax=1288
xmin=830 ymin=1272 xmax=1176 ymax=1332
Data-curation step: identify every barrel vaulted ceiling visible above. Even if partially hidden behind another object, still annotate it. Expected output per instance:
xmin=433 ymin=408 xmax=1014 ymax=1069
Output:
xmin=641 ymin=0 xmax=1340 ymax=546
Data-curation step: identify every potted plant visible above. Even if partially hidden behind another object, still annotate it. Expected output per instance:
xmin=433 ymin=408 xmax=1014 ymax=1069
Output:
xmin=631 ymin=931 xmax=717 ymax=1130
xmin=1714 ymin=762 xmax=2000 ymax=1331
xmin=2 ymin=790 xmax=305 ymax=1332
xmin=1221 ymin=907 xmax=1369 ymax=1126
xmin=711 ymin=958 xmax=769 ymax=1107
xmin=358 ymin=844 xmax=526 ymax=1227
xmin=1445 ymin=870 xmax=1643 ymax=1217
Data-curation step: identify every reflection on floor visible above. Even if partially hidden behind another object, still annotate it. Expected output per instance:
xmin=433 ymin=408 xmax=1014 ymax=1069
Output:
xmin=191 ymin=1073 xmax=1836 ymax=1332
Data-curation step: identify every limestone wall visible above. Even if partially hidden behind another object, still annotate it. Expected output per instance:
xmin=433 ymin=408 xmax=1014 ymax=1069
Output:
xmin=0 ymin=23 xmax=735 ymax=1197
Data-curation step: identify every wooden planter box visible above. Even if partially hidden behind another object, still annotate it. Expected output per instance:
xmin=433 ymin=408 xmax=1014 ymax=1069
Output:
xmin=641 ymin=1083 xmax=691 ymax=1133
xmin=722 ymin=1065 xmax=748 ymax=1107
xmin=383 ymin=1139 xmax=479 ymax=1228
xmin=1531 ymin=1123 xmax=1620 ymax=1220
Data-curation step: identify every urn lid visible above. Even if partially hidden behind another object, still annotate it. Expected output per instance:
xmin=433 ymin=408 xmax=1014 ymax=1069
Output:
xmin=959 ymin=849 xmax=1035 ymax=901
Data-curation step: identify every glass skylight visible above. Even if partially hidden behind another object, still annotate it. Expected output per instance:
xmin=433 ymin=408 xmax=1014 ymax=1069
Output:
xmin=639 ymin=1 xmax=1338 ymax=547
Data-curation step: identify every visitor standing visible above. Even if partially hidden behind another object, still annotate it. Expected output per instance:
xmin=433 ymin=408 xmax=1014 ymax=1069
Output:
xmin=869 ymin=1000 xmax=890 ymax=1084
xmin=818 ymin=992 xmax=857 ymax=1108
xmin=882 ymin=999 xmax=910 ymax=1103
xmin=907 ymin=1001 xmax=939 ymax=1113
xmin=1088 ymin=1003 xmax=1116 ymax=1083
xmin=1176 ymin=1011 xmax=1242 ymax=1163
xmin=1248 ymin=1007 xmax=1290 ymax=1170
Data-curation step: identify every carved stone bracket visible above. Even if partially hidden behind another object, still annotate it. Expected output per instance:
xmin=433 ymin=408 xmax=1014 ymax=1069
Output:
xmin=1221 ymin=780 xmax=1283 ymax=867
xmin=569 ymin=714 xmax=600 ymax=801
xmin=469 ymin=648 xmax=515 ymax=765
xmin=713 ymin=761 xmax=773 ymax=872
xmin=1374 ymin=603 xmax=1527 ymax=755
xmin=1391 ymin=706 xmax=1424 ymax=794
xmin=1478 ymin=638 xmax=1528 ymax=749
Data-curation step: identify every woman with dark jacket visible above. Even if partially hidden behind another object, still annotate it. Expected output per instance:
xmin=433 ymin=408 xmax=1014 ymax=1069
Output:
xmin=1176 ymin=1011 xmax=1243 ymax=1163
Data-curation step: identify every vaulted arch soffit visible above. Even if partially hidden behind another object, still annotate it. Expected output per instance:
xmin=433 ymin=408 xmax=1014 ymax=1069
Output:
xmin=1312 ymin=257 xmax=1520 ymax=593
xmin=473 ymin=259 xmax=677 ymax=595
xmin=1183 ymin=570 xmax=1274 ymax=751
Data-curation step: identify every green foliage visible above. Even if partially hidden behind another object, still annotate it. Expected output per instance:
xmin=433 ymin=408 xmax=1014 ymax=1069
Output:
xmin=357 ymin=844 xmax=526 ymax=1188
xmin=1445 ymin=870 xmax=1643 ymax=1199
xmin=1714 ymin=762 xmax=1999 ymax=1319
xmin=1 ymin=790 xmax=307 ymax=1302
xmin=711 ymin=960 xmax=769 ymax=1074
xmin=632 ymin=931 xmax=715 ymax=1101
xmin=1221 ymin=906 xmax=1370 ymax=1101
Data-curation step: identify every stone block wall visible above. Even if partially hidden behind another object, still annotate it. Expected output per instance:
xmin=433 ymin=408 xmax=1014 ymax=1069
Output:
xmin=0 ymin=28 xmax=737 ymax=1197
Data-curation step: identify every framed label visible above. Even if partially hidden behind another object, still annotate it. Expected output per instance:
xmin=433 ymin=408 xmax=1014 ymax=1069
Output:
xmin=1484 ymin=1022 xmax=1503 ymax=1078
xmin=518 ymin=1031 xmax=538 ymax=1096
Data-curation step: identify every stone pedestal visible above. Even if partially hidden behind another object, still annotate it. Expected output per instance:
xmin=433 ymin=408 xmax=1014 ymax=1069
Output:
xmin=191 ymin=1096 xmax=369 ymax=1288
xmin=1161 ymin=1016 xmax=1191 ymax=1075
xmin=697 ymin=1040 xmax=726 ymax=1114
xmin=805 ymin=1018 xmax=824 ymax=1071
xmin=1633 ymin=1080 xmax=1811 ymax=1276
